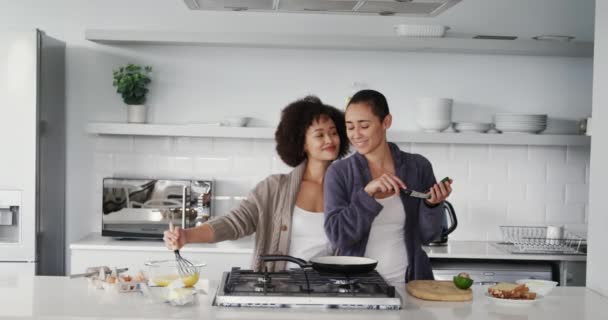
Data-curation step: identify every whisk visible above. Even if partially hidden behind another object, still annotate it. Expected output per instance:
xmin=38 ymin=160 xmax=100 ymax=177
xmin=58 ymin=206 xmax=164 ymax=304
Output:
xmin=169 ymin=214 xmax=196 ymax=278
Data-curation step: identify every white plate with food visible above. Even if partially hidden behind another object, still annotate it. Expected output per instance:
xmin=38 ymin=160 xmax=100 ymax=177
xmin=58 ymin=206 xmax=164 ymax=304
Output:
xmin=486 ymin=282 xmax=542 ymax=306
xmin=485 ymin=292 xmax=543 ymax=306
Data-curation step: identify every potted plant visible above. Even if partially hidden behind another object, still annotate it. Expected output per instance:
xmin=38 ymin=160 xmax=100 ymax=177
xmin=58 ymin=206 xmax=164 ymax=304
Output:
xmin=112 ymin=64 xmax=152 ymax=123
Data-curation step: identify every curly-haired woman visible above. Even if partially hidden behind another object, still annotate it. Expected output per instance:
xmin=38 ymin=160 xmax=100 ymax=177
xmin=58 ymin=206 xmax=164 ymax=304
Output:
xmin=163 ymin=96 xmax=349 ymax=271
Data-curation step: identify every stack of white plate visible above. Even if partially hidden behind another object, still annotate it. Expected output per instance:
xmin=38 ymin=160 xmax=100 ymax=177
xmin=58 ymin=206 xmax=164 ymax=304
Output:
xmin=453 ymin=122 xmax=492 ymax=133
xmin=494 ymin=114 xmax=548 ymax=134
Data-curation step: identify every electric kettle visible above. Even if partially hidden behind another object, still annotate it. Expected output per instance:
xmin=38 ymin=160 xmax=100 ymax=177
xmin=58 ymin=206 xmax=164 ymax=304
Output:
xmin=428 ymin=200 xmax=457 ymax=246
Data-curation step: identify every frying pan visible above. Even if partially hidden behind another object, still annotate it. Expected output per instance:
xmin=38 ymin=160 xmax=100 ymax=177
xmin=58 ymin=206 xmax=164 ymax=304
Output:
xmin=260 ymin=255 xmax=378 ymax=274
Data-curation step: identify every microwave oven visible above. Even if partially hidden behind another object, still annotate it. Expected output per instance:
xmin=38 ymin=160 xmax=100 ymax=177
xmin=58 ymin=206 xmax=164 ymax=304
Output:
xmin=101 ymin=178 xmax=213 ymax=239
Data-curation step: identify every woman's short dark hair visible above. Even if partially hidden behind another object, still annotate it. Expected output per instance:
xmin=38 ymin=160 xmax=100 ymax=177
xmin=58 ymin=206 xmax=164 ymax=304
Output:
xmin=347 ymin=89 xmax=390 ymax=121
xmin=275 ymin=96 xmax=349 ymax=167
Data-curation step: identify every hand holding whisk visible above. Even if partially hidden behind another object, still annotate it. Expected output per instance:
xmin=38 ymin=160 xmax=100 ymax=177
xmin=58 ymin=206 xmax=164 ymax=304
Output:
xmin=168 ymin=214 xmax=196 ymax=278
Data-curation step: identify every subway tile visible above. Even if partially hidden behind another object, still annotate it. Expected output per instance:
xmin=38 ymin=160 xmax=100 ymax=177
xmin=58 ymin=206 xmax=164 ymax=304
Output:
xmin=211 ymin=197 xmax=235 ymax=217
xmin=272 ymin=156 xmax=293 ymax=174
xmin=132 ymin=136 xmax=172 ymax=155
xmin=168 ymin=156 xmax=195 ymax=178
xmin=214 ymin=178 xmax=254 ymax=197
xmin=566 ymin=146 xmax=590 ymax=165
xmin=113 ymin=154 xmax=138 ymax=176
xmin=455 ymin=184 xmax=488 ymax=201
xmin=467 ymin=200 xmax=508 ymax=226
xmin=565 ymin=184 xmax=589 ymax=204
xmin=212 ymin=138 xmax=254 ymax=155
xmin=489 ymin=184 xmax=526 ymax=202
xmin=411 ymin=143 xmax=450 ymax=163
xmin=526 ymin=184 xmax=565 ymax=203
xmin=507 ymin=202 xmax=546 ymax=225
xmin=94 ymin=153 xmax=114 ymax=173
xmin=396 ymin=143 xmax=412 ymax=153
xmin=232 ymin=156 xmax=272 ymax=177
xmin=252 ymin=139 xmax=276 ymax=156
xmin=432 ymin=161 xmax=469 ymax=185
xmin=469 ymin=161 xmax=508 ymax=183
xmin=173 ymin=137 xmax=213 ymax=156
xmin=194 ymin=157 xmax=232 ymax=177
xmin=155 ymin=156 xmax=172 ymax=178
xmin=134 ymin=155 xmax=161 ymax=178
xmin=94 ymin=136 xmax=133 ymax=153
xmin=528 ymin=146 xmax=566 ymax=163
xmin=546 ymin=204 xmax=586 ymax=225
xmin=547 ymin=164 xmax=586 ymax=184
xmin=451 ymin=144 xmax=489 ymax=162
xmin=489 ymin=145 xmax=528 ymax=162
xmin=508 ymin=163 xmax=545 ymax=183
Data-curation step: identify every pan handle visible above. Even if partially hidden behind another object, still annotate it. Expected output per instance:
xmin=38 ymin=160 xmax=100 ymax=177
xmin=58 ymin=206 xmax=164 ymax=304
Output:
xmin=259 ymin=255 xmax=311 ymax=268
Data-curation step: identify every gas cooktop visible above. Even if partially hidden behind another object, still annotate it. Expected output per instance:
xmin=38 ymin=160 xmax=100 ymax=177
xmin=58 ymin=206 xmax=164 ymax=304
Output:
xmin=213 ymin=267 xmax=402 ymax=309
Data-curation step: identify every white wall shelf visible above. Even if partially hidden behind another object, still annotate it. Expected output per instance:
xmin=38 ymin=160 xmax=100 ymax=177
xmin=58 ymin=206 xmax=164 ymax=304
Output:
xmin=87 ymin=122 xmax=591 ymax=146
xmin=85 ymin=29 xmax=593 ymax=57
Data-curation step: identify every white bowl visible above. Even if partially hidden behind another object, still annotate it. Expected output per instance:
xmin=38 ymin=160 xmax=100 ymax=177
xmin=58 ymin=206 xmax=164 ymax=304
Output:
xmin=417 ymin=118 xmax=451 ymax=132
xmin=221 ymin=116 xmax=250 ymax=127
xmin=515 ymin=279 xmax=558 ymax=296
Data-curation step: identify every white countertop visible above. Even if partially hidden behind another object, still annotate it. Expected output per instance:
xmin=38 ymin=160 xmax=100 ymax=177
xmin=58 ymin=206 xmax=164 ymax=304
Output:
xmin=424 ymin=241 xmax=587 ymax=262
xmin=71 ymin=235 xmax=586 ymax=262
xmin=1 ymin=275 xmax=606 ymax=319
xmin=70 ymin=233 xmax=255 ymax=254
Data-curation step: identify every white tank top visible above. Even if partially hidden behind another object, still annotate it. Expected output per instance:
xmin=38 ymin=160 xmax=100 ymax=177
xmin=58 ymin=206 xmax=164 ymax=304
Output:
xmin=364 ymin=194 xmax=408 ymax=284
xmin=287 ymin=206 xmax=332 ymax=269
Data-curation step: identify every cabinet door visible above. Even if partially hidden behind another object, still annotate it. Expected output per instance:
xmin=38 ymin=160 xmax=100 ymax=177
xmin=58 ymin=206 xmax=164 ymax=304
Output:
xmin=71 ymin=249 xmax=251 ymax=281
xmin=559 ymin=261 xmax=587 ymax=286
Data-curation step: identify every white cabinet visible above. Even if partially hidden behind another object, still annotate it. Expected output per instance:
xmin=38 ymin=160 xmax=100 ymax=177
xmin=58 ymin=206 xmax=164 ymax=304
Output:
xmin=70 ymin=233 xmax=253 ymax=281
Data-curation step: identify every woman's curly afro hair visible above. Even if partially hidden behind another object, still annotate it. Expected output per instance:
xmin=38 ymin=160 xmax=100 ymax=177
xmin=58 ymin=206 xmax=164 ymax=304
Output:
xmin=275 ymin=96 xmax=349 ymax=167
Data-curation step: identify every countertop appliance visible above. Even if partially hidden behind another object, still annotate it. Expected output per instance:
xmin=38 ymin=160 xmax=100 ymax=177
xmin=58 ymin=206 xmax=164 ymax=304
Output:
xmin=432 ymin=261 xmax=553 ymax=285
xmin=213 ymin=267 xmax=402 ymax=309
xmin=0 ymin=29 xmax=66 ymax=276
xmin=102 ymin=178 xmax=213 ymax=239
xmin=428 ymin=200 xmax=457 ymax=246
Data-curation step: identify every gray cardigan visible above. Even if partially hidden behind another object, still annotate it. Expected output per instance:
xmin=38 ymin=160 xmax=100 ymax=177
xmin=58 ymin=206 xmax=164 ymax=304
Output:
xmin=207 ymin=162 xmax=306 ymax=272
xmin=323 ymin=142 xmax=443 ymax=282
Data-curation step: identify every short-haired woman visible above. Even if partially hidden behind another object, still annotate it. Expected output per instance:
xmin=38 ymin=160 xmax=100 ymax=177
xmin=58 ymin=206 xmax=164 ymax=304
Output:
xmin=164 ymin=96 xmax=349 ymax=271
xmin=324 ymin=89 xmax=453 ymax=283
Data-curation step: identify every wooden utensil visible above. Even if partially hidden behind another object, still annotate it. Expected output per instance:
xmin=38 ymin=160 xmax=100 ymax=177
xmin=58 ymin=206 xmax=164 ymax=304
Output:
xmin=407 ymin=280 xmax=473 ymax=301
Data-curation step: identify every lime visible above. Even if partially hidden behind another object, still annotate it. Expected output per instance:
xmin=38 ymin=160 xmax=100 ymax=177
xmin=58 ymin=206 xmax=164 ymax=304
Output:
xmin=453 ymin=275 xmax=474 ymax=290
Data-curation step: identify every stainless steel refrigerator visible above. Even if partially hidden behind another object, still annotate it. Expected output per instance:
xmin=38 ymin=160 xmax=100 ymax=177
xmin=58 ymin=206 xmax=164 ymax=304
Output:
xmin=0 ymin=29 xmax=66 ymax=275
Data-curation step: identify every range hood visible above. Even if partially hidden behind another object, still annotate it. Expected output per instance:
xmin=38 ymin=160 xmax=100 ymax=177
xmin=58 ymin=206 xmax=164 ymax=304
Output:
xmin=183 ymin=0 xmax=461 ymax=17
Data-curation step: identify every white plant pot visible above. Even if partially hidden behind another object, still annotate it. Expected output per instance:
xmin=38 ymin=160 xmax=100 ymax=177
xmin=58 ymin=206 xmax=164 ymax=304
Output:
xmin=127 ymin=104 xmax=147 ymax=123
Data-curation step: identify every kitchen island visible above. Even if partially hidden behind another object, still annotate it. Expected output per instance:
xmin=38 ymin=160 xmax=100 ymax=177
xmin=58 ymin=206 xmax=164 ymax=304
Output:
xmin=2 ymin=275 xmax=606 ymax=319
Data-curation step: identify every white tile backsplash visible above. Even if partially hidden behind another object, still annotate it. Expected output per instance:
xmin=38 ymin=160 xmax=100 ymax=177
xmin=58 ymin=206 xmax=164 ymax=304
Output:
xmin=469 ymin=161 xmax=508 ymax=183
xmin=567 ymin=146 xmax=591 ymax=165
xmin=489 ymin=183 xmax=526 ymax=202
xmin=489 ymin=145 xmax=528 ymax=162
xmin=547 ymin=163 xmax=586 ymax=184
xmin=91 ymin=136 xmax=590 ymax=241
xmin=565 ymin=184 xmax=589 ymax=204
xmin=508 ymin=162 xmax=546 ymax=183
xmin=507 ymin=202 xmax=546 ymax=225
xmin=526 ymin=184 xmax=566 ymax=203
xmin=411 ymin=143 xmax=451 ymax=163
xmin=133 ymin=136 xmax=172 ymax=155
xmin=451 ymin=144 xmax=489 ymax=162
xmin=528 ymin=146 xmax=567 ymax=163
xmin=546 ymin=204 xmax=586 ymax=225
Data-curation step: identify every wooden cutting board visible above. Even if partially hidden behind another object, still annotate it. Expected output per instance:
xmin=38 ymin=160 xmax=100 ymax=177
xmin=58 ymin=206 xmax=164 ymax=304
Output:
xmin=406 ymin=280 xmax=473 ymax=301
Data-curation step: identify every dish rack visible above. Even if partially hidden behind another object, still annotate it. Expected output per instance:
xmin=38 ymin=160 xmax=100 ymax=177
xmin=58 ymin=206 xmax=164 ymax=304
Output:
xmin=499 ymin=226 xmax=587 ymax=255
